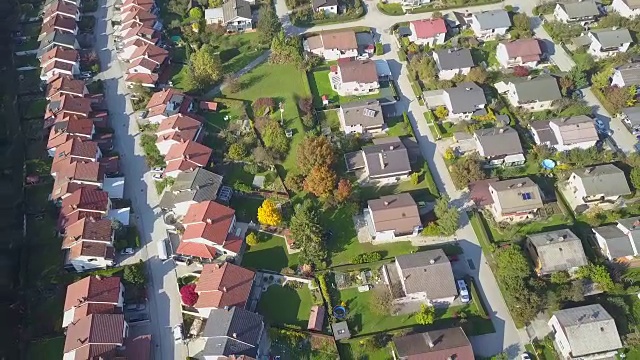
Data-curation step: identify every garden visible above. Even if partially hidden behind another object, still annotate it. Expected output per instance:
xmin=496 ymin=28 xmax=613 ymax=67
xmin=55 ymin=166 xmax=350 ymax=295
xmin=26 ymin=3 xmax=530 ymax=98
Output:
xmin=288 ymin=0 xmax=365 ymax=27
xmin=257 ymin=279 xmax=319 ymax=328
xmin=19 ymin=96 xmax=46 ymax=118
xmin=18 ymin=69 xmax=42 ymax=93
xmin=242 ymin=231 xmax=299 ymax=272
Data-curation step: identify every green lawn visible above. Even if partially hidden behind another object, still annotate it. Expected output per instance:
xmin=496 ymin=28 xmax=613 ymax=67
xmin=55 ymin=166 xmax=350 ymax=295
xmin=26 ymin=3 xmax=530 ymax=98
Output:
xmin=15 ymin=37 xmax=38 ymax=52
xmin=201 ymin=100 xmax=246 ymax=135
xmin=26 ymin=336 xmax=64 ymax=360
xmin=21 ymin=97 xmax=46 ymax=118
xmin=486 ymin=212 xmax=572 ymax=243
xmin=19 ymin=69 xmax=42 ymax=93
xmin=168 ymin=63 xmax=189 ymax=91
xmin=318 ymin=109 xmax=340 ymax=132
xmin=242 ymin=232 xmax=299 ymax=272
xmin=308 ymin=68 xmax=339 ymax=108
xmin=337 ymin=339 xmax=395 ymax=360
xmin=377 ymin=2 xmax=404 ymax=15
xmin=217 ymin=32 xmax=266 ymax=74
xmin=257 ymin=284 xmax=313 ymax=327
xmin=358 ymin=158 xmax=440 ymax=202
xmin=15 ymin=54 xmax=39 ymax=68
xmin=385 ymin=116 xmax=412 ymax=137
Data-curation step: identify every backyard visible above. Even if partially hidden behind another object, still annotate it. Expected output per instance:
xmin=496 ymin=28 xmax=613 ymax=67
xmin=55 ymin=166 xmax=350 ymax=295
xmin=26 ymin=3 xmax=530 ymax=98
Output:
xmin=308 ymin=67 xmax=396 ymax=108
xmin=20 ymin=96 xmax=46 ymax=118
xmin=257 ymin=283 xmax=313 ymax=328
xmin=242 ymin=231 xmax=299 ymax=272
xmin=26 ymin=336 xmax=64 ymax=360
xmin=18 ymin=69 xmax=42 ymax=93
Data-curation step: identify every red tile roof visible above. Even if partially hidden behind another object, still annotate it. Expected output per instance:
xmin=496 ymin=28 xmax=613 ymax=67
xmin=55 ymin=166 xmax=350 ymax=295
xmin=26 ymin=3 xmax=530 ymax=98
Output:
xmin=71 ymin=344 xmax=118 ymax=359
xmin=62 ymin=218 xmax=113 ymax=248
xmin=41 ymin=46 xmax=78 ymax=65
xmin=183 ymin=200 xmax=235 ymax=227
xmin=199 ymin=101 xmax=218 ymax=111
xmin=121 ymin=8 xmax=157 ymax=24
xmin=121 ymin=24 xmax=158 ymax=44
xmin=155 ymin=114 xmax=202 ymax=144
xmin=59 ymin=188 xmax=110 ymax=229
xmin=175 ymin=241 xmax=218 ymax=259
xmin=124 ymin=72 xmax=158 ymax=85
xmin=43 ymin=0 xmax=78 ymax=21
xmin=64 ymin=314 xmax=125 ymax=353
xmin=69 ymin=241 xmax=114 ymax=259
xmin=128 ymin=56 xmax=158 ymax=72
xmin=63 ymin=275 xmax=121 ymax=311
xmin=46 ymin=75 xmax=86 ymax=98
xmin=146 ymin=88 xmax=182 ymax=112
xmin=411 ymin=18 xmax=447 ymax=39
xmin=194 ymin=262 xmax=254 ymax=309
xmin=123 ymin=335 xmax=152 ymax=360
xmin=164 ymin=140 xmax=212 ymax=173
xmin=308 ymin=305 xmax=325 ymax=331
xmin=47 ymin=116 xmax=93 ymax=149
xmin=130 ymin=43 xmax=169 ymax=65
xmin=40 ymin=15 xmax=77 ymax=37
xmin=502 ymin=38 xmax=542 ymax=61
xmin=46 ymin=94 xmax=93 ymax=119
xmin=71 ymin=303 xmax=117 ymax=322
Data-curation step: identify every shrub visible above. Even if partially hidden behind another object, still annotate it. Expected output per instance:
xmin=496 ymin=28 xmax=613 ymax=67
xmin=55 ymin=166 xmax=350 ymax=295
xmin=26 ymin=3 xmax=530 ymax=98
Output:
xmin=317 ymin=274 xmax=334 ymax=318
xmin=246 ymin=232 xmax=259 ymax=246
xmin=513 ymin=66 xmax=529 ymax=77
xmin=352 ymin=251 xmax=382 ymax=264
xmin=410 ymin=172 xmax=419 ymax=185
xmin=375 ymin=42 xmax=383 ymax=56
xmin=227 ymin=142 xmax=248 ymax=161
xmin=252 ymin=97 xmax=275 ymax=115
xmin=180 ymin=284 xmax=199 ymax=306
xmin=421 ymin=222 xmax=440 ymax=236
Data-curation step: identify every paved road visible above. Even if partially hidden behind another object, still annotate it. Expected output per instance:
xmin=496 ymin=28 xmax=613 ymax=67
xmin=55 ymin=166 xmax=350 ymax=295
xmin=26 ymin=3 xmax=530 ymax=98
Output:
xmin=583 ymin=87 xmax=638 ymax=153
xmin=97 ymin=1 xmax=185 ymax=359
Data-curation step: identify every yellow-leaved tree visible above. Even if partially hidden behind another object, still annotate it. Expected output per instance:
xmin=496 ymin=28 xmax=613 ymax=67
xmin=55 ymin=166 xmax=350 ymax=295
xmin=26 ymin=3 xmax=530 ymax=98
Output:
xmin=257 ymin=199 xmax=281 ymax=227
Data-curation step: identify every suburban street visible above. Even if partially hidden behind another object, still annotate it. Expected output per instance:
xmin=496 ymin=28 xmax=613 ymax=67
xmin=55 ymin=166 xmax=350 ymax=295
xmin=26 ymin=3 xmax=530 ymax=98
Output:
xmin=96 ymin=0 xmax=186 ymax=359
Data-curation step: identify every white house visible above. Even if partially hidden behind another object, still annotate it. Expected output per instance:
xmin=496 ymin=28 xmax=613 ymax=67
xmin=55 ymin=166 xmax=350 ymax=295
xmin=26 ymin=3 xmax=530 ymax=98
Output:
xmin=304 ymin=30 xmax=359 ymax=60
xmin=530 ymin=116 xmax=600 ymax=151
xmin=488 ymin=177 xmax=543 ymax=222
xmin=329 ymin=60 xmax=379 ymax=96
xmin=62 ymin=218 xmax=115 ymax=273
xmin=155 ymin=113 xmax=203 ymax=155
xmin=470 ymin=10 xmax=511 ymax=40
xmin=338 ymin=100 xmax=385 ymax=134
xmin=549 ymin=305 xmax=622 ymax=360
xmin=389 ymin=250 xmax=458 ymax=306
xmin=433 ymin=48 xmax=475 ymax=80
xmin=496 ymin=38 xmax=543 ymax=68
xmin=222 ymin=0 xmax=253 ymax=31
xmin=587 ymin=28 xmax=633 ymax=58
xmin=611 ymin=62 xmax=640 ymax=88
xmin=365 ymin=193 xmax=422 ymax=242
xmin=312 ymin=0 xmax=338 ymax=14
xmin=565 ymin=164 xmax=632 ymax=213
xmin=408 ymin=18 xmax=447 ymax=46
xmin=612 ymin=0 xmax=640 ymax=19
xmin=553 ymin=1 xmax=600 ymax=25
xmin=593 ymin=216 xmax=640 ymax=260
xmin=503 ymin=76 xmax=562 ymax=112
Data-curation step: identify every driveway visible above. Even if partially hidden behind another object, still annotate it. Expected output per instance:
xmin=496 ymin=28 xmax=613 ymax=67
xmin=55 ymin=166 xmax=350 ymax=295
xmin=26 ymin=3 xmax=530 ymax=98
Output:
xmin=96 ymin=0 xmax=186 ymax=358
xmin=583 ymin=87 xmax=638 ymax=154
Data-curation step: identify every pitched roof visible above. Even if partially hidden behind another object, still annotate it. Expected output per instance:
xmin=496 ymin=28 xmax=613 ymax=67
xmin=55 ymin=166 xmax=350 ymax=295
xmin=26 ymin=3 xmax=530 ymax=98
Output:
xmin=308 ymin=305 xmax=325 ymax=331
xmin=501 ymin=38 xmax=542 ymax=61
xmin=620 ymin=0 xmax=640 ymax=9
xmin=47 ymin=75 xmax=86 ymax=98
xmin=411 ymin=18 xmax=447 ymax=39
xmin=63 ymin=218 xmax=113 ymax=247
xmin=396 ymin=249 xmax=457 ymax=299
xmin=510 ymin=76 xmax=562 ymax=103
xmin=43 ymin=0 xmax=77 ymax=20
xmin=47 ymin=94 xmax=93 ymax=118
xmin=64 ymin=275 xmax=121 ymax=311
xmin=473 ymin=10 xmax=511 ymax=29
xmin=40 ymin=15 xmax=77 ymax=38
xmin=164 ymin=140 xmax=212 ymax=173
xmin=615 ymin=62 xmax=640 ymax=86
xmin=156 ymin=113 xmax=202 ymax=137
xmin=393 ymin=327 xmax=474 ymax=360
xmin=527 ymin=229 xmax=589 ymax=273
xmin=194 ymin=263 xmax=255 ymax=309
xmin=474 ymin=126 xmax=523 ymax=157
xmin=552 ymin=304 xmax=622 ymax=356
xmin=68 ymin=239 xmax=115 ymax=260
xmin=223 ymin=0 xmax=252 ymax=21
xmin=128 ymin=56 xmax=158 ymax=72
xmin=146 ymin=87 xmax=192 ymax=118
xmin=318 ymin=30 xmax=358 ymax=50
xmin=312 ymin=0 xmax=338 ymax=10
xmin=158 ymin=168 xmax=223 ymax=209
xmin=557 ymin=1 xmax=600 ymax=19
xmin=444 ymin=82 xmax=487 ymax=113
xmin=175 ymin=241 xmax=218 ymax=259
xmin=593 ymin=224 xmax=634 ymax=258
xmin=61 ymin=187 xmax=110 ymax=213
xmin=548 ymin=116 xmax=599 ymax=145
xmin=340 ymin=100 xmax=385 ymax=128
xmin=489 ymin=177 xmax=543 ymax=214
xmin=41 ymin=46 xmax=78 ymax=64
xmin=590 ymin=28 xmax=633 ymax=48
xmin=434 ymin=48 xmax=475 ymax=71
xmin=38 ymin=31 xmax=77 ymax=57
xmin=48 ymin=115 xmax=93 ymax=147
xmin=182 ymin=200 xmax=235 ymax=245
xmin=124 ymin=72 xmax=158 ymax=85
xmin=53 ymin=137 xmax=98 ymax=162
xmin=64 ymin=314 xmax=125 ymax=353
xmin=130 ymin=43 xmax=169 ymax=64
xmin=368 ymin=193 xmax=421 ymax=234
xmin=202 ymin=307 xmax=263 ymax=358
xmin=571 ymin=164 xmax=631 ymax=197
xmin=338 ymin=59 xmax=378 ymax=84
xmin=361 ymin=137 xmax=411 ymax=177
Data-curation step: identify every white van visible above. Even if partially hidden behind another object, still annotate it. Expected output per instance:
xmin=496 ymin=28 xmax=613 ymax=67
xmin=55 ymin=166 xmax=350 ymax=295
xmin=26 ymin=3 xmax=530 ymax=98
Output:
xmin=157 ymin=239 xmax=168 ymax=261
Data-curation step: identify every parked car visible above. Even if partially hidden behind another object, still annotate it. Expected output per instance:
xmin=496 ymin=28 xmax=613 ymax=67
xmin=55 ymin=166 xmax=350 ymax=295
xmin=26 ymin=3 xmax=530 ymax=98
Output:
xmin=121 ymin=248 xmax=134 ymax=255
xmin=456 ymin=279 xmax=470 ymax=303
xmin=152 ymin=173 xmax=163 ymax=180
xmin=173 ymin=324 xmax=183 ymax=343
xmin=151 ymin=167 xmax=165 ymax=173
xmin=521 ymin=353 xmax=532 ymax=360
xmin=78 ymin=72 xmax=92 ymax=80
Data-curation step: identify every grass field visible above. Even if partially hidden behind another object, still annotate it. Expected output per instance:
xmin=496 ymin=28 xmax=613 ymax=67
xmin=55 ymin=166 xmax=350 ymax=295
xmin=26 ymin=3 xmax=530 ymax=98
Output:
xmin=257 ymin=284 xmax=313 ymax=327
xmin=242 ymin=232 xmax=299 ymax=272
xmin=308 ymin=68 xmax=339 ymax=108
xmin=26 ymin=336 xmax=64 ymax=360
xmin=385 ymin=116 xmax=412 ymax=137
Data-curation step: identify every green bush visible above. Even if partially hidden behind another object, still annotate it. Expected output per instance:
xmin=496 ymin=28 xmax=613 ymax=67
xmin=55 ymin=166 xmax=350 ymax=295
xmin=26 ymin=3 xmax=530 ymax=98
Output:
xmin=421 ymin=222 xmax=440 ymax=236
xmin=398 ymin=50 xmax=407 ymax=62
xmin=375 ymin=42 xmax=384 ymax=56
xmin=140 ymin=134 xmax=165 ymax=167
xmin=351 ymin=251 xmax=382 ymax=264
xmin=410 ymin=172 xmax=419 ymax=185
xmin=317 ymin=274 xmax=334 ymax=319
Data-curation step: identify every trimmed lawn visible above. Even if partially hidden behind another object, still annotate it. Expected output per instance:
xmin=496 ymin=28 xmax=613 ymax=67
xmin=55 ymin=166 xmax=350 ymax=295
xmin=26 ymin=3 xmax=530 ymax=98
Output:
xmin=317 ymin=109 xmax=340 ymax=132
xmin=201 ymin=101 xmax=246 ymax=135
xmin=359 ymin=159 xmax=440 ymax=202
xmin=242 ymin=232 xmax=299 ymax=271
xmin=20 ymin=97 xmax=47 ymax=118
xmin=308 ymin=68 xmax=338 ymax=108
xmin=257 ymin=284 xmax=313 ymax=327
xmin=168 ymin=63 xmax=189 ymax=91
xmin=486 ymin=212 xmax=571 ymax=243
xmin=15 ymin=37 xmax=38 ymax=52
xmin=337 ymin=339 xmax=394 ymax=360
xmin=18 ymin=69 xmax=42 ymax=93
xmin=385 ymin=116 xmax=412 ymax=137
xmin=217 ymin=32 xmax=265 ymax=74
xmin=26 ymin=336 xmax=64 ymax=360
xmin=15 ymin=54 xmax=39 ymax=68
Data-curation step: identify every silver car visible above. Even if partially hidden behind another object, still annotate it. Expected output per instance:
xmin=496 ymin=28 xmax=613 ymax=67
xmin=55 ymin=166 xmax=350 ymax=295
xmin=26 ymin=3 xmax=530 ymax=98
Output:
xmin=457 ymin=279 xmax=470 ymax=303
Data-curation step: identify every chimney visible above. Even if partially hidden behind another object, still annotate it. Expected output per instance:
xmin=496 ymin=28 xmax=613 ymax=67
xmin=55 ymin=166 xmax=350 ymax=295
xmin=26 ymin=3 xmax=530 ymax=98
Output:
xmin=429 ymin=259 xmax=435 ymax=265
xmin=379 ymin=153 xmax=386 ymax=168
xmin=499 ymin=128 xmax=505 ymax=133
xmin=222 ymin=286 xmax=227 ymax=292
xmin=389 ymin=145 xmax=394 ymax=150
xmin=206 ymin=218 xmax=212 ymax=224
xmin=633 ymin=220 xmax=640 ymax=229
xmin=232 ymin=332 xmax=237 ymax=338
xmin=517 ymin=182 xmax=524 ymax=188
xmin=426 ymin=334 xmax=434 ymax=348
xmin=585 ymin=167 xmax=594 ymax=174
xmin=383 ymin=201 xmax=389 ymax=206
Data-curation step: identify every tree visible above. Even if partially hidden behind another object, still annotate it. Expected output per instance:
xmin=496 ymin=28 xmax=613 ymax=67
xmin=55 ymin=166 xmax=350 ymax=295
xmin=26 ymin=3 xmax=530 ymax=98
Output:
xmin=495 ymin=246 xmax=531 ymax=280
xmin=124 ymin=261 xmax=146 ymax=286
xmin=434 ymin=195 xmax=460 ymax=236
xmin=246 ymin=232 xmax=259 ymax=246
xmin=550 ymin=271 xmax=571 ymax=284
xmin=227 ymin=142 xmax=247 ymax=161
xmin=569 ymin=67 xmax=588 ymax=89
xmin=262 ymin=120 xmax=289 ymax=155
xmin=513 ymin=13 xmax=532 ymax=34
xmin=209 ymin=0 xmax=222 ymax=7
xmin=297 ymin=136 xmax=336 ymax=174
xmin=591 ymin=69 xmax=612 ymax=89
xmin=375 ymin=42 xmax=383 ymax=55
xmin=576 ymin=264 xmax=615 ymax=291
xmin=466 ymin=67 xmax=489 ymax=84
xmin=189 ymin=6 xmax=204 ymax=19
xmin=257 ymin=5 xmax=282 ymax=44
xmin=513 ymin=65 xmax=529 ymax=77
xmin=180 ymin=284 xmax=199 ymax=306
xmin=298 ymin=97 xmax=313 ymax=115
xmin=290 ymin=199 xmax=326 ymax=265
xmin=284 ymin=171 xmax=305 ymax=192
xmin=335 ymin=179 xmax=352 ymax=202
xmin=370 ymin=287 xmax=392 ymax=315
xmin=631 ymin=168 xmax=640 ymax=190
xmin=434 ymin=106 xmax=449 ymax=119
xmin=604 ymin=85 xmax=635 ymax=112
xmin=223 ymin=74 xmax=241 ymax=93
xmin=270 ymin=30 xmax=303 ymax=67
xmin=304 ymin=165 xmax=336 ymax=197
xmin=190 ymin=44 xmax=223 ymax=89
xmin=257 ymin=199 xmax=282 ymax=227
xmin=449 ymin=155 xmax=486 ymax=189
xmin=414 ymin=304 xmax=435 ymax=325
xmin=559 ymin=76 xmax=574 ymax=95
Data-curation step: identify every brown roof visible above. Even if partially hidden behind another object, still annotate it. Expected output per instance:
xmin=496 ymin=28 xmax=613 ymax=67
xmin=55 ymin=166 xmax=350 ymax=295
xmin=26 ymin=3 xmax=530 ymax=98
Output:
xmin=121 ymin=8 xmax=157 ymax=24
xmin=43 ymin=0 xmax=78 ymax=20
xmin=40 ymin=15 xmax=77 ymax=37
xmin=41 ymin=46 xmax=78 ymax=65
xmin=199 ymin=101 xmax=218 ymax=111
xmin=146 ymin=88 xmax=182 ymax=111
xmin=64 ymin=314 xmax=125 ymax=353
xmin=64 ymin=275 xmax=122 ymax=311
xmin=156 ymin=114 xmax=202 ymax=143
xmin=46 ymin=94 xmax=93 ymax=118
xmin=502 ymin=38 xmax=542 ymax=60
xmin=52 ymin=138 xmax=98 ymax=173
xmin=182 ymin=200 xmax=235 ymax=241
xmin=128 ymin=56 xmax=158 ymax=72
xmin=393 ymin=327 xmax=474 ymax=360
xmin=305 ymin=35 xmax=324 ymax=50
xmin=47 ymin=75 xmax=86 ymax=98
xmin=59 ymin=188 xmax=110 ymax=229
xmin=468 ymin=178 xmax=498 ymax=207
xmin=319 ymin=30 xmax=358 ymax=51
xmin=194 ymin=263 xmax=254 ymax=309
xmin=368 ymin=193 xmax=421 ymax=234
xmin=125 ymin=72 xmax=158 ymax=85
xmin=62 ymin=218 xmax=113 ymax=248
xmin=121 ymin=24 xmax=158 ymax=43
xmin=68 ymin=241 xmax=114 ymax=259
xmin=175 ymin=241 xmax=218 ymax=259
xmin=307 ymin=305 xmax=325 ymax=331
xmin=338 ymin=60 xmax=378 ymax=84
xmin=72 ymin=344 xmax=118 ymax=360
xmin=130 ymin=43 xmax=169 ymax=65
xmin=47 ymin=116 xmax=93 ymax=149
xmin=411 ymin=18 xmax=447 ymax=39
xmin=164 ymin=140 xmax=212 ymax=174
xmin=72 ymin=303 xmax=117 ymax=322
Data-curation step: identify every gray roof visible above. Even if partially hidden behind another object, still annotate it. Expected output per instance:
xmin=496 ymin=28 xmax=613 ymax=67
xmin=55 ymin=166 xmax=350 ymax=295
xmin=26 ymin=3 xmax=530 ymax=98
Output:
xmin=340 ymin=100 xmax=385 ymax=129
xmin=527 ymin=229 xmax=589 ymax=274
xmin=362 ymin=137 xmax=411 ymax=178
xmin=557 ymin=1 xmax=600 ymax=19
xmin=396 ymin=249 xmax=457 ymax=299
xmin=621 ymin=0 xmax=640 ymax=9
xmin=393 ymin=327 xmax=473 ymax=359
xmin=510 ymin=76 xmax=562 ymax=103
xmin=622 ymin=107 xmax=640 ymax=126
xmin=202 ymin=307 xmax=263 ymax=357
xmin=223 ymin=0 xmax=252 ymax=22
xmin=616 ymin=216 xmax=640 ymax=253
xmin=312 ymin=0 xmax=338 ymax=9
xmin=590 ymin=28 xmax=633 ymax=48
xmin=530 ymin=120 xmax=558 ymax=146
xmin=616 ymin=62 xmax=640 ymax=86
xmin=552 ymin=304 xmax=622 ymax=357
xmin=549 ymin=116 xmax=599 ymax=145
xmin=473 ymin=10 xmax=512 ymax=30
xmin=38 ymin=31 xmax=77 ymax=57
xmin=444 ymin=82 xmax=487 ymax=114
xmin=474 ymin=126 xmax=523 ymax=157
xmin=571 ymin=164 xmax=631 ymax=197
xmin=331 ymin=321 xmax=351 ymax=340
xmin=434 ymin=48 xmax=475 ymax=71
xmin=593 ymin=225 xmax=634 ymax=258
xmin=158 ymin=168 xmax=223 ymax=209
xmin=489 ymin=177 xmax=544 ymax=214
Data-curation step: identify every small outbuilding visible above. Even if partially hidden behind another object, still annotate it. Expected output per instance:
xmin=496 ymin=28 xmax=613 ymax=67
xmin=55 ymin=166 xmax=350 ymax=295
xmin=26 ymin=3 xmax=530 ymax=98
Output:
xmin=307 ymin=305 xmax=325 ymax=332
xmin=331 ymin=321 xmax=351 ymax=340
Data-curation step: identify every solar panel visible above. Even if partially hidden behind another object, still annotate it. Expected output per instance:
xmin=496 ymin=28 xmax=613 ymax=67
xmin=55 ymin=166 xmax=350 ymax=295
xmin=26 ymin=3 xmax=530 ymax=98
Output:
xmin=363 ymin=108 xmax=376 ymax=117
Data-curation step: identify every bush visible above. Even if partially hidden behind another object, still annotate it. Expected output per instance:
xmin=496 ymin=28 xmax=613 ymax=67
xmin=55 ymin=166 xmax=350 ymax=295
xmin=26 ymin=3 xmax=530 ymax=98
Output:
xmin=352 ymin=252 xmax=382 ymax=264
xmin=252 ymin=97 xmax=275 ymax=115
xmin=317 ymin=274 xmax=334 ymax=318
xmin=140 ymin=134 xmax=165 ymax=167
xmin=410 ymin=172 xmax=419 ymax=185
xmin=180 ymin=284 xmax=199 ymax=306
xmin=375 ymin=42 xmax=383 ymax=55
xmin=421 ymin=222 xmax=440 ymax=236
xmin=246 ymin=232 xmax=259 ymax=246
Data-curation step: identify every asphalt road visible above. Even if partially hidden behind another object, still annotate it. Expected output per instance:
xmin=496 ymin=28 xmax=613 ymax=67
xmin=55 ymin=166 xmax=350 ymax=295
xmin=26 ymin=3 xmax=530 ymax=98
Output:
xmin=96 ymin=0 xmax=186 ymax=359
